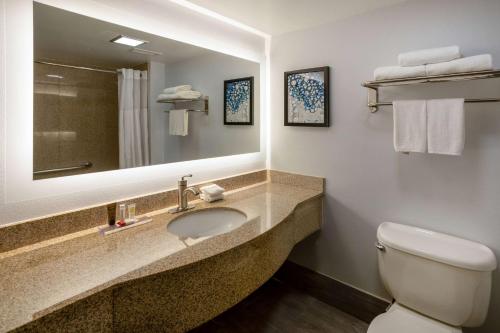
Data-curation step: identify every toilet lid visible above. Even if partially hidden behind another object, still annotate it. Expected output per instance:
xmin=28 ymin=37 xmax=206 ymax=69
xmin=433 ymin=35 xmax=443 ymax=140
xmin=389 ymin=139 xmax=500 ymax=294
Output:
xmin=368 ymin=304 xmax=462 ymax=333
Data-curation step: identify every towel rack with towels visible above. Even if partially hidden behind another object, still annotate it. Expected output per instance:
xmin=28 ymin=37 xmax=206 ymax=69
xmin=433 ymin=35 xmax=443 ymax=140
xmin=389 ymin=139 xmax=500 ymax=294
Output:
xmin=157 ymin=96 xmax=209 ymax=113
xmin=362 ymin=70 xmax=500 ymax=113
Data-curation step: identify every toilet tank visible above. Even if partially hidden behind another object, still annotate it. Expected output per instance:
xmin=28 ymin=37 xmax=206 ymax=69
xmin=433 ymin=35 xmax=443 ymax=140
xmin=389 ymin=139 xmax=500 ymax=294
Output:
xmin=377 ymin=222 xmax=497 ymax=327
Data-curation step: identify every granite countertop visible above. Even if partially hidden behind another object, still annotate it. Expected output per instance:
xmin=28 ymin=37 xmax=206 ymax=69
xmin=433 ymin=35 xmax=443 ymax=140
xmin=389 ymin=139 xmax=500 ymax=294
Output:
xmin=0 ymin=181 xmax=323 ymax=333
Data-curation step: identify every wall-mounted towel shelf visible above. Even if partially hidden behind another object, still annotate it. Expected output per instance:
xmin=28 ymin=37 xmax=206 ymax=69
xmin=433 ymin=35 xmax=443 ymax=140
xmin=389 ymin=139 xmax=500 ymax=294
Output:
xmin=158 ymin=96 xmax=209 ymax=113
xmin=362 ymin=70 xmax=500 ymax=113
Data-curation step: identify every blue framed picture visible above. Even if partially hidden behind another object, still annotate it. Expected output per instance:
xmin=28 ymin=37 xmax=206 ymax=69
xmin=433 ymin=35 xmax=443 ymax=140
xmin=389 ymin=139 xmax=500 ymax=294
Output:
xmin=224 ymin=77 xmax=254 ymax=125
xmin=285 ymin=66 xmax=329 ymax=127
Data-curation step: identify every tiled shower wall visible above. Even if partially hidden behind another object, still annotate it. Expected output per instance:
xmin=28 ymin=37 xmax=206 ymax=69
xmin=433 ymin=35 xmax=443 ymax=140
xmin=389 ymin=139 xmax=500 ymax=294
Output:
xmin=33 ymin=63 xmax=119 ymax=179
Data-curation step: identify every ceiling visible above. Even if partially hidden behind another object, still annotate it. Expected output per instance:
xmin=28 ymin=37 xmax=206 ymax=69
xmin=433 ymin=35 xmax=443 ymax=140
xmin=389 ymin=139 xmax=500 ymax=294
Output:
xmin=34 ymin=2 xmax=213 ymax=70
xmin=187 ymin=0 xmax=408 ymax=36
xmin=34 ymin=0 xmax=409 ymax=69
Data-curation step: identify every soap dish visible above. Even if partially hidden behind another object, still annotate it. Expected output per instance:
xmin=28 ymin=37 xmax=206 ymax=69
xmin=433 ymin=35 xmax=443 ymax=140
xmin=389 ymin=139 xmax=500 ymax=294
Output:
xmin=99 ymin=216 xmax=153 ymax=236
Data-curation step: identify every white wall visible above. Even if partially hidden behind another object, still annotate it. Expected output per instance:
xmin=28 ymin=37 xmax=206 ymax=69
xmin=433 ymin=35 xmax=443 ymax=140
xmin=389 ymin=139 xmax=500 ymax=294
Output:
xmin=270 ymin=1 xmax=500 ymax=332
xmin=0 ymin=0 xmax=268 ymax=225
xmin=161 ymin=52 xmax=260 ymax=163
xmin=149 ymin=61 xmax=172 ymax=164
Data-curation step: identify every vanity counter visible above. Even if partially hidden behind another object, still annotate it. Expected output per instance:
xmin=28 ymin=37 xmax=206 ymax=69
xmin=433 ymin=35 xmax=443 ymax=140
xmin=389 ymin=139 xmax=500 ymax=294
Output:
xmin=0 ymin=177 xmax=323 ymax=333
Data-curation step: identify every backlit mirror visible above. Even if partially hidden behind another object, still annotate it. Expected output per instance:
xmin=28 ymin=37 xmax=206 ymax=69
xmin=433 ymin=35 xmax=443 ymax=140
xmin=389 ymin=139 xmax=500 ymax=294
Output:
xmin=33 ymin=2 xmax=260 ymax=179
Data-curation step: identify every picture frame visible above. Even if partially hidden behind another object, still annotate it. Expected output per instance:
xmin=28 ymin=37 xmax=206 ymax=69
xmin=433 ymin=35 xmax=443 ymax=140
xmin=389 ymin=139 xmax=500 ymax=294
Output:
xmin=224 ymin=76 xmax=254 ymax=125
xmin=284 ymin=66 xmax=329 ymax=127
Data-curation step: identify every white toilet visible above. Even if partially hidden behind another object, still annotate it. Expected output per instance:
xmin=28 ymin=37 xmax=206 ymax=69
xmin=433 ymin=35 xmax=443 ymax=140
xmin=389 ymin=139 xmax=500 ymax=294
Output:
xmin=368 ymin=222 xmax=497 ymax=333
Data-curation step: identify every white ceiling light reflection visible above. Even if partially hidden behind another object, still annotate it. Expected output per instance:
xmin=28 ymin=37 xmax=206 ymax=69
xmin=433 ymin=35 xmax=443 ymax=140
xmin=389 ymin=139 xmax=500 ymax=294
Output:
xmin=110 ymin=35 xmax=147 ymax=47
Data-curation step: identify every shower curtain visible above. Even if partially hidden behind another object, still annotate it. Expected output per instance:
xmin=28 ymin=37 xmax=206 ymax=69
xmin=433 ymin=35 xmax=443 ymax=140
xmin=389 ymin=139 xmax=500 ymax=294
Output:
xmin=118 ymin=69 xmax=150 ymax=168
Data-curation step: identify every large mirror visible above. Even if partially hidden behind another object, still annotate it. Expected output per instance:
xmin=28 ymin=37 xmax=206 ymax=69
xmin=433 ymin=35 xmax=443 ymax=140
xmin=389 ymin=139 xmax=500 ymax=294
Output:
xmin=33 ymin=2 xmax=260 ymax=180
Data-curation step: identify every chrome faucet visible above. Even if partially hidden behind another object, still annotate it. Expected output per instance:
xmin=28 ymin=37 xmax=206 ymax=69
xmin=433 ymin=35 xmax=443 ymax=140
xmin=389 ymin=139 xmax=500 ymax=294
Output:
xmin=168 ymin=174 xmax=200 ymax=213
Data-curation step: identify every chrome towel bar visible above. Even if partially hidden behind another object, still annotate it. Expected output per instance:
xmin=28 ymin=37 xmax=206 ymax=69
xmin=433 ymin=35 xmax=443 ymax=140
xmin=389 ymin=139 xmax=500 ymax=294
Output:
xmin=362 ymin=70 xmax=500 ymax=112
xmin=369 ymin=98 xmax=500 ymax=109
xmin=158 ymin=96 xmax=209 ymax=113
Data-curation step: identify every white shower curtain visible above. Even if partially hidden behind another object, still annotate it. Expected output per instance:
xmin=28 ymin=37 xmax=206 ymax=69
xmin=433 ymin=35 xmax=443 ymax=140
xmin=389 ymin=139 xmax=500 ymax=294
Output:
xmin=118 ymin=69 xmax=150 ymax=168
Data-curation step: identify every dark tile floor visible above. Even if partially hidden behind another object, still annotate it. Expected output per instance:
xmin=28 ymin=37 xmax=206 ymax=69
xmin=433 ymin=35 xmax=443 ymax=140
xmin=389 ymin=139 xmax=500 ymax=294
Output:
xmin=191 ymin=278 xmax=369 ymax=333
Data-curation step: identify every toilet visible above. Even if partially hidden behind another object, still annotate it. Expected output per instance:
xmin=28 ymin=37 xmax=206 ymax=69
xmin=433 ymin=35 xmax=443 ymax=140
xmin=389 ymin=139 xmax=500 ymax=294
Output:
xmin=368 ymin=222 xmax=497 ymax=333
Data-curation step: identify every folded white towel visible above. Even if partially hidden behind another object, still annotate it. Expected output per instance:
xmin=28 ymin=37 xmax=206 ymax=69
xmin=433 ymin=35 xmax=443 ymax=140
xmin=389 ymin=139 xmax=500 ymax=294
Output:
xmin=163 ymin=85 xmax=192 ymax=94
xmin=169 ymin=109 xmax=188 ymax=136
xmin=393 ymin=100 xmax=427 ymax=153
xmin=200 ymin=193 xmax=224 ymax=202
xmin=374 ymin=54 xmax=493 ymax=80
xmin=398 ymin=46 xmax=461 ymax=67
xmin=157 ymin=90 xmax=202 ymax=101
xmin=427 ymin=98 xmax=465 ymax=155
xmin=374 ymin=65 xmax=426 ymax=80
xmin=426 ymin=54 xmax=492 ymax=76
xmin=200 ymin=184 xmax=225 ymax=196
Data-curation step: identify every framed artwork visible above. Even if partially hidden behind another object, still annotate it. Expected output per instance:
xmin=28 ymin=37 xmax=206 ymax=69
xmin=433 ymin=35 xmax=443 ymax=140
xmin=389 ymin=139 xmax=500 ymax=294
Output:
xmin=284 ymin=66 xmax=329 ymax=127
xmin=224 ymin=76 xmax=254 ymax=125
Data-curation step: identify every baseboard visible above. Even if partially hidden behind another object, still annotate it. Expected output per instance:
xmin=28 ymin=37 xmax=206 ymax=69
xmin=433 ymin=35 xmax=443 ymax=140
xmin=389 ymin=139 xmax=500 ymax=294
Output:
xmin=273 ymin=260 xmax=389 ymax=323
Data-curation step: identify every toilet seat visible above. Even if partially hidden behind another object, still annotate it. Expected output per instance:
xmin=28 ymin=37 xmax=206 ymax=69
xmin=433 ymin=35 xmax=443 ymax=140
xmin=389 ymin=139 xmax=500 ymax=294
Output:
xmin=368 ymin=303 xmax=462 ymax=333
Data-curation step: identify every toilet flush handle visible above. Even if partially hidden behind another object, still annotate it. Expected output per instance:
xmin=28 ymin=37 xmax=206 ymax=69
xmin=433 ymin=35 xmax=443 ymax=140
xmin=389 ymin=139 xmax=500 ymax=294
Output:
xmin=375 ymin=242 xmax=386 ymax=252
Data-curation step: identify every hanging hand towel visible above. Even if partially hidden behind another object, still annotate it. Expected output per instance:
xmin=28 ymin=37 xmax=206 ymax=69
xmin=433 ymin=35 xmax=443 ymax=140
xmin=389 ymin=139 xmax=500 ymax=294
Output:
xmin=374 ymin=65 xmax=426 ymax=80
xmin=426 ymin=54 xmax=492 ymax=76
xmin=398 ymin=46 xmax=461 ymax=67
xmin=169 ymin=109 xmax=188 ymax=136
xmin=393 ymin=100 xmax=427 ymax=153
xmin=427 ymin=99 xmax=465 ymax=155
xmin=163 ymin=85 xmax=192 ymax=94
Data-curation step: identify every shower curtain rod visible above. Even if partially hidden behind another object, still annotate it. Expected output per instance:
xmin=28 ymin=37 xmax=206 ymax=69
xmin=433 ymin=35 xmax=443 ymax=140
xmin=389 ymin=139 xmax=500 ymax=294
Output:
xmin=34 ymin=60 xmax=118 ymax=74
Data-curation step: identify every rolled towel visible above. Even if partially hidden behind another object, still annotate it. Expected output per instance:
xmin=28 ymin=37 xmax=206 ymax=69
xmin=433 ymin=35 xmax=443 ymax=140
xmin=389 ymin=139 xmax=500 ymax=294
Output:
xmin=157 ymin=90 xmax=202 ymax=101
xmin=163 ymin=85 xmax=192 ymax=94
xmin=374 ymin=65 xmax=426 ymax=80
xmin=427 ymin=98 xmax=465 ymax=156
xmin=398 ymin=46 xmax=461 ymax=67
xmin=426 ymin=54 xmax=492 ymax=76
xmin=200 ymin=184 xmax=225 ymax=196
xmin=393 ymin=100 xmax=427 ymax=153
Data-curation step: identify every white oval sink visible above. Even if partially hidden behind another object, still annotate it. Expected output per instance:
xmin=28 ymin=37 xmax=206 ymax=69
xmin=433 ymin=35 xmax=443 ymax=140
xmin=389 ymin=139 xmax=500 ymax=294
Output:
xmin=167 ymin=208 xmax=247 ymax=239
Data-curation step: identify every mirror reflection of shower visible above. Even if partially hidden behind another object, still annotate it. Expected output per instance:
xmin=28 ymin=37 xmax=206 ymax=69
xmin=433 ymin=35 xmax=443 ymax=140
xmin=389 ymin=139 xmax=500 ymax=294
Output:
xmin=34 ymin=61 xmax=121 ymax=179
xmin=33 ymin=2 xmax=260 ymax=180
xmin=33 ymin=60 xmax=150 ymax=179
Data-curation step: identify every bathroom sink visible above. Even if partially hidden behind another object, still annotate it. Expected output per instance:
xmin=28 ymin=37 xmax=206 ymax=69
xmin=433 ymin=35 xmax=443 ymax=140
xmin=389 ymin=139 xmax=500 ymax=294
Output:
xmin=167 ymin=208 xmax=247 ymax=238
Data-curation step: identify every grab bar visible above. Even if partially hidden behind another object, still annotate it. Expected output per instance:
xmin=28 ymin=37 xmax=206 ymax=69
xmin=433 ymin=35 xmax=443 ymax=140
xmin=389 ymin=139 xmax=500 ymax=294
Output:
xmin=33 ymin=161 xmax=93 ymax=175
